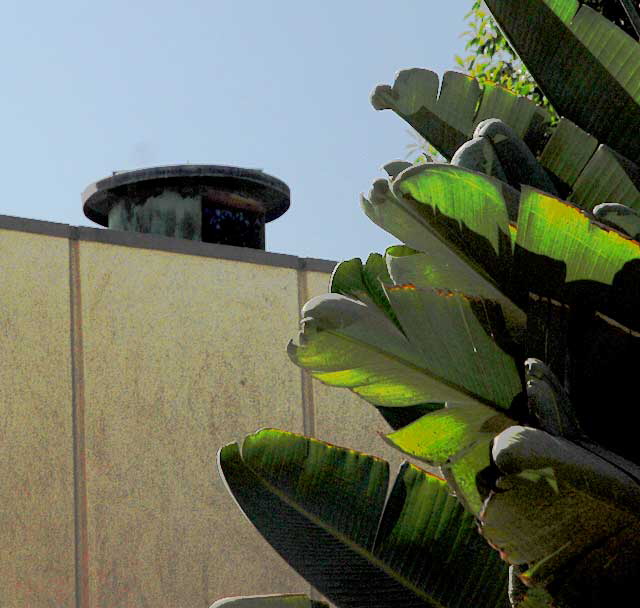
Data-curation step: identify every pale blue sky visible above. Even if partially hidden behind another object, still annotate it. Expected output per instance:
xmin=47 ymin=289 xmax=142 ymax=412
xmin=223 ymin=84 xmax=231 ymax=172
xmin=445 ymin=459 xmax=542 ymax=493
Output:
xmin=2 ymin=0 xmax=469 ymax=262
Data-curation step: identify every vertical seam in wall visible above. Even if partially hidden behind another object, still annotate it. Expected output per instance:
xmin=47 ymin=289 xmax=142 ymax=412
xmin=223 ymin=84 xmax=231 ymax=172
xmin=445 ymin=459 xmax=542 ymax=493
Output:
xmin=296 ymin=260 xmax=315 ymax=438
xmin=296 ymin=260 xmax=321 ymax=602
xmin=69 ymin=231 xmax=89 ymax=608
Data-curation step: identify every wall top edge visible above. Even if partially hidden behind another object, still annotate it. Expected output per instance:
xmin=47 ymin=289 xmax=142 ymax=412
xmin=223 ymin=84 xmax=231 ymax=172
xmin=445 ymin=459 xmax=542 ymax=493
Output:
xmin=0 ymin=213 xmax=337 ymax=273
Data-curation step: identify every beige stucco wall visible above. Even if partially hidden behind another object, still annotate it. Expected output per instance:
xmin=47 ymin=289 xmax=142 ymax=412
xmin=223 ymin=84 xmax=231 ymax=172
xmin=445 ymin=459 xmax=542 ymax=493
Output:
xmin=0 ymin=229 xmax=76 ymax=607
xmin=1 ymin=221 xmax=423 ymax=608
xmin=78 ymin=241 xmax=309 ymax=607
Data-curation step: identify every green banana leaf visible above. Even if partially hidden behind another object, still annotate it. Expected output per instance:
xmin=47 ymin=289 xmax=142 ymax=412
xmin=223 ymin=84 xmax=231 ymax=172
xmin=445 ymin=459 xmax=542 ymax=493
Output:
xmin=371 ymin=69 xmax=549 ymax=159
xmin=390 ymin=164 xmax=517 ymax=295
xmin=378 ymin=164 xmax=640 ymax=331
xmin=210 ymin=595 xmax=328 ymax=608
xmin=569 ymin=144 xmax=640 ymax=211
xmin=371 ymin=69 xmax=480 ymax=160
xmin=538 ymin=117 xmax=598 ymax=195
xmin=328 ymin=254 xmax=442 ymax=429
xmin=485 ymin=0 xmax=640 ymax=163
xmin=330 ymin=253 xmax=401 ymax=331
xmin=288 ymin=293 xmax=454 ymax=407
xmin=513 ymin=185 xmax=640 ymax=331
xmin=289 ymin=280 xmax=523 ymax=412
xmin=383 ymin=404 xmax=514 ymax=514
xmin=218 ymin=429 xmax=509 ymax=608
xmin=361 ymin=177 xmax=522 ymax=321
xmin=480 ymin=425 xmax=640 ymax=606
xmin=384 ymin=245 xmax=524 ymax=338
xmin=382 ymin=284 xmax=522 ymax=410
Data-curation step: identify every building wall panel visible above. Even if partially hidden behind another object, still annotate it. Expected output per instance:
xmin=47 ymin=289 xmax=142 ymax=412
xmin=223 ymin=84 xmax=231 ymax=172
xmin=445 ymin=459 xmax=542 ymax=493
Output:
xmin=0 ymin=230 xmax=75 ymax=607
xmin=79 ymin=242 xmax=308 ymax=607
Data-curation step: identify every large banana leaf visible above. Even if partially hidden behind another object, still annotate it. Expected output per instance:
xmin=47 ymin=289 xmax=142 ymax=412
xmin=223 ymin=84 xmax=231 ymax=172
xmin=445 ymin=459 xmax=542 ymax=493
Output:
xmin=480 ymin=425 xmax=640 ymax=606
xmin=289 ymin=293 xmax=455 ymax=407
xmin=538 ymin=117 xmax=598 ymax=196
xmin=371 ymin=69 xmax=549 ymax=159
xmin=327 ymin=253 xmax=443 ymax=429
xmin=218 ymin=430 xmax=509 ymax=608
xmin=513 ymin=186 xmax=640 ymax=332
xmin=289 ymin=281 xmax=524 ymax=412
xmin=383 ymin=246 xmax=524 ymax=340
xmin=382 ymin=284 xmax=522 ymax=410
xmin=384 ymin=164 xmax=640 ymax=331
xmin=371 ymin=69 xmax=481 ymax=160
xmin=390 ymin=164 xmax=518 ymax=297
xmin=485 ymin=0 xmax=640 ymax=163
xmin=569 ymin=144 xmax=640 ymax=211
xmin=384 ymin=404 xmax=514 ymax=514
xmin=210 ymin=595 xmax=328 ymax=608
xmin=330 ymin=253 xmax=401 ymax=331
xmin=361 ymin=176 xmax=523 ymax=325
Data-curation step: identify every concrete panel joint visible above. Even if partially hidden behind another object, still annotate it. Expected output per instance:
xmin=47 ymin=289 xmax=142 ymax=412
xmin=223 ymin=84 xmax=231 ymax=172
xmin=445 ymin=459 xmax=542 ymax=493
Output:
xmin=69 ymin=231 xmax=89 ymax=608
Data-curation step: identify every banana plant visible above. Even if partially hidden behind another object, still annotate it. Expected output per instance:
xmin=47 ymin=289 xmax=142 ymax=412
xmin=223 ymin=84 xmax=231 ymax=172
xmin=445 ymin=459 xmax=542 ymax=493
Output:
xmin=216 ymin=2 xmax=640 ymax=607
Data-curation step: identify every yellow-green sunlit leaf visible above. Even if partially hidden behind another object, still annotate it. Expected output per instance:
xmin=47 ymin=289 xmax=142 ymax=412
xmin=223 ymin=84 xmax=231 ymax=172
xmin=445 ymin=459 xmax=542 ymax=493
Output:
xmin=384 ymin=285 xmax=523 ymax=411
xmin=288 ymin=293 xmax=475 ymax=408
xmin=391 ymin=164 xmax=517 ymax=294
xmin=385 ymin=405 xmax=513 ymax=515
xmin=514 ymin=186 xmax=640 ymax=330
xmin=385 ymin=404 xmax=512 ymax=467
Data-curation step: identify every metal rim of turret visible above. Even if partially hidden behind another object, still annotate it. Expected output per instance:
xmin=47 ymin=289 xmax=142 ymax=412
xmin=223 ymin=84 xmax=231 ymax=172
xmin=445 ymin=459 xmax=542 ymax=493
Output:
xmin=82 ymin=164 xmax=290 ymax=226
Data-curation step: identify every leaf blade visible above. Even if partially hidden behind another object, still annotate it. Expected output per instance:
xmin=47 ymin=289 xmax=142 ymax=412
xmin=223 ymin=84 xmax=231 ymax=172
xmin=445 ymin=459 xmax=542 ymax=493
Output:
xmin=218 ymin=430 xmax=509 ymax=608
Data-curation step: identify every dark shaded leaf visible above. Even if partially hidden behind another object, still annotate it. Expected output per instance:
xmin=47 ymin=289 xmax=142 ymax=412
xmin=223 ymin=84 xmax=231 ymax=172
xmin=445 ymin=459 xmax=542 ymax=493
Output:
xmin=538 ymin=117 xmax=598 ymax=195
xmin=569 ymin=144 xmax=640 ymax=211
xmin=371 ymin=70 xmax=549 ymax=160
xmin=218 ymin=430 xmax=509 ymax=608
xmin=485 ymin=0 xmax=640 ymax=163
xmin=480 ymin=425 xmax=640 ymax=607
xmin=473 ymin=119 xmax=558 ymax=195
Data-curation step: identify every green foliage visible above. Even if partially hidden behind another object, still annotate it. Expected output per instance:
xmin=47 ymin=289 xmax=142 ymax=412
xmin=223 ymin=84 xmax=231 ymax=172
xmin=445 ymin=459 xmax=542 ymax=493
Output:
xmin=456 ymin=0 xmax=640 ymax=124
xmin=218 ymin=430 xmax=509 ymax=608
xmin=217 ymin=3 xmax=640 ymax=607
xmin=456 ymin=1 xmax=555 ymax=115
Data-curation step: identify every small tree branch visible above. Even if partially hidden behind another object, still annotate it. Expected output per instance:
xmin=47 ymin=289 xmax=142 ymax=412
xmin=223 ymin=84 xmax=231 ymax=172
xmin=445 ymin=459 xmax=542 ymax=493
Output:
xmin=619 ymin=0 xmax=640 ymax=40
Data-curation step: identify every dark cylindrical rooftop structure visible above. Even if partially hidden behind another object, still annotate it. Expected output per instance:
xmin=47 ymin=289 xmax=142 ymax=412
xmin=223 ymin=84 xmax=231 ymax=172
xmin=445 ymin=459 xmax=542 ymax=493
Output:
xmin=82 ymin=165 xmax=290 ymax=250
